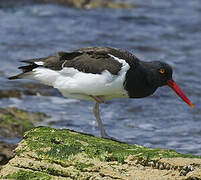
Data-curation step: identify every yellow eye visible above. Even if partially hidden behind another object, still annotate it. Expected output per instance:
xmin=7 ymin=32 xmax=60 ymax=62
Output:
xmin=159 ymin=68 xmax=165 ymax=74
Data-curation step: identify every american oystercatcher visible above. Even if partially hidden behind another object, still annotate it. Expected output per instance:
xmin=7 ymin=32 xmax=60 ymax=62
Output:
xmin=9 ymin=47 xmax=194 ymax=140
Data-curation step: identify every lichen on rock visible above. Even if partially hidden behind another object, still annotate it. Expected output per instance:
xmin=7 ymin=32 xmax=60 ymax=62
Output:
xmin=1 ymin=127 xmax=201 ymax=179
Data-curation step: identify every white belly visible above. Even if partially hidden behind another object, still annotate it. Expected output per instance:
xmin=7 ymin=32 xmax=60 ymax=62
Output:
xmin=24 ymin=55 xmax=130 ymax=101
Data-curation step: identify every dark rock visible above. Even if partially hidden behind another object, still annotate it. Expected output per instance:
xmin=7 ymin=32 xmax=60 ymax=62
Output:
xmin=0 ymin=107 xmax=49 ymax=168
xmin=0 ymin=90 xmax=22 ymax=99
xmin=19 ymin=82 xmax=60 ymax=97
xmin=0 ymin=142 xmax=16 ymax=166
xmin=36 ymin=0 xmax=134 ymax=9
xmin=83 ymin=0 xmax=134 ymax=9
xmin=0 ymin=0 xmax=134 ymax=9
xmin=0 ymin=71 xmax=3 ymax=77
xmin=127 ymin=106 xmax=143 ymax=113
xmin=0 ymin=82 xmax=59 ymax=99
xmin=0 ymin=0 xmax=35 ymax=8
xmin=0 ymin=107 xmax=49 ymax=138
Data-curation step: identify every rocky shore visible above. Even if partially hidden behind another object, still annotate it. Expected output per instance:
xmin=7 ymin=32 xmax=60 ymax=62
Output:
xmin=0 ymin=127 xmax=201 ymax=179
xmin=0 ymin=107 xmax=49 ymax=166
xmin=0 ymin=82 xmax=60 ymax=99
xmin=0 ymin=0 xmax=134 ymax=9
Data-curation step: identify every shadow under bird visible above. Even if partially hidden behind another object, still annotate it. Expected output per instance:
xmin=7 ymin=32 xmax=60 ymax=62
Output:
xmin=9 ymin=47 xmax=194 ymax=140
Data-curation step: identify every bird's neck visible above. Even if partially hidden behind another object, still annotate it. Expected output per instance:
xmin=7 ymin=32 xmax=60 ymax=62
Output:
xmin=123 ymin=62 xmax=157 ymax=98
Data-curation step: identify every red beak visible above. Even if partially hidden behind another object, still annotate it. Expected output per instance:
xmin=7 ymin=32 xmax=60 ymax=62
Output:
xmin=167 ymin=79 xmax=194 ymax=108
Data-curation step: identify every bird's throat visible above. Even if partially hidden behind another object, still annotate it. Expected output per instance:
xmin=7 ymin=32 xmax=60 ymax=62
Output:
xmin=124 ymin=68 xmax=157 ymax=98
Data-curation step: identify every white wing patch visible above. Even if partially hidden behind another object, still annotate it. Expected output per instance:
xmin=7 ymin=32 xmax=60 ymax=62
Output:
xmin=23 ymin=54 xmax=130 ymax=101
xmin=62 ymin=60 xmax=67 ymax=68
xmin=34 ymin=61 xmax=44 ymax=65
xmin=108 ymin=54 xmax=128 ymax=68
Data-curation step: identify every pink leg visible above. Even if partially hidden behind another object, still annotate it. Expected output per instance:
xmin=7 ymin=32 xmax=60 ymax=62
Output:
xmin=90 ymin=95 xmax=105 ymax=103
xmin=91 ymin=96 xmax=117 ymax=140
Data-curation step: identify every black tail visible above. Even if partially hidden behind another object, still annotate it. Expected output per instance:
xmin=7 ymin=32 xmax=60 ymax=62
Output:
xmin=8 ymin=62 xmax=40 ymax=80
xmin=18 ymin=63 xmax=39 ymax=73
xmin=8 ymin=74 xmax=23 ymax=80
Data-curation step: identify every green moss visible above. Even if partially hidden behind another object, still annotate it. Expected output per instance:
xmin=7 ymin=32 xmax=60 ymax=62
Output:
xmin=45 ymin=167 xmax=66 ymax=177
xmin=4 ymin=170 xmax=51 ymax=180
xmin=19 ymin=127 xmax=201 ymax=166
xmin=1 ymin=114 xmax=34 ymax=136
xmin=0 ymin=107 xmax=49 ymax=137
xmin=2 ymin=127 xmax=201 ymax=179
xmin=74 ymin=162 xmax=94 ymax=171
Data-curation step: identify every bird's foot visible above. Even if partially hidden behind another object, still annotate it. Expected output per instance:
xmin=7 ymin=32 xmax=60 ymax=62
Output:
xmin=101 ymin=133 xmax=119 ymax=141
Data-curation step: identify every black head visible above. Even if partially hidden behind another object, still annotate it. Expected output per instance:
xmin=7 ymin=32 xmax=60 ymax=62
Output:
xmin=145 ymin=61 xmax=173 ymax=88
xmin=124 ymin=58 xmax=194 ymax=108
xmin=144 ymin=61 xmax=194 ymax=108
xmin=124 ymin=61 xmax=173 ymax=98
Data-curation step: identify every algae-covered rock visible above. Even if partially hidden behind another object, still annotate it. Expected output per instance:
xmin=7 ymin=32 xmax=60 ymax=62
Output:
xmin=0 ymin=107 xmax=49 ymax=138
xmin=19 ymin=82 xmax=59 ymax=97
xmin=83 ymin=0 xmax=134 ymax=9
xmin=0 ymin=89 xmax=21 ymax=99
xmin=0 ymin=142 xmax=16 ymax=166
xmin=0 ymin=71 xmax=4 ymax=77
xmin=0 ymin=0 xmax=35 ymax=8
xmin=0 ymin=82 xmax=59 ymax=99
xmin=0 ymin=89 xmax=22 ymax=99
xmin=0 ymin=108 xmax=49 ymax=168
xmin=0 ymin=127 xmax=201 ymax=179
xmin=0 ymin=0 xmax=134 ymax=9
xmin=35 ymin=0 xmax=134 ymax=9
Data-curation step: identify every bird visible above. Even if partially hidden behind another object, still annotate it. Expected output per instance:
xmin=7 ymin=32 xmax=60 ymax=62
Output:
xmin=9 ymin=47 xmax=194 ymax=140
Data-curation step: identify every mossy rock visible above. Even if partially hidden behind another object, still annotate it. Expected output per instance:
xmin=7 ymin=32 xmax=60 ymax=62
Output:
xmin=0 ymin=82 xmax=58 ymax=99
xmin=1 ymin=127 xmax=201 ymax=179
xmin=19 ymin=82 xmax=59 ymax=97
xmin=84 ymin=0 xmax=134 ymax=9
xmin=0 ymin=89 xmax=22 ymax=99
xmin=0 ymin=107 xmax=49 ymax=138
xmin=0 ymin=142 xmax=16 ymax=166
xmin=35 ymin=0 xmax=134 ymax=9
xmin=0 ymin=0 xmax=134 ymax=10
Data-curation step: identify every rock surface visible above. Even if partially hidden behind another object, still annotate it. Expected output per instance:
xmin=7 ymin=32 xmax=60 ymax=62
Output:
xmin=0 ymin=0 xmax=134 ymax=9
xmin=0 ymin=82 xmax=59 ymax=99
xmin=0 ymin=108 xmax=50 ymax=166
xmin=0 ymin=142 xmax=16 ymax=166
xmin=0 ymin=107 xmax=49 ymax=138
xmin=35 ymin=0 xmax=134 ymax=9
xmin=1 ymin=127 xmax=201 ymax=179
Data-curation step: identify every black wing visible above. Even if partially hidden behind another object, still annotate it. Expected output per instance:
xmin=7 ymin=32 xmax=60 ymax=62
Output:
xmin=9 ymin=47 xmax=139 ymax=79
xmin=62 ymin=46 xmax=139 ymax=74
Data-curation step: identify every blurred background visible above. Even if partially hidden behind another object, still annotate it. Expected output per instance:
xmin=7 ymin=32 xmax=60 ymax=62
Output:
xmin=0 ymin=0 xmax=201 ymax=164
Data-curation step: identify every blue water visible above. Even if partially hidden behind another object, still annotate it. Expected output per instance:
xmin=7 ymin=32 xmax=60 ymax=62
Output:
xmin=0 ymin=0 xmax=201 ymax=155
